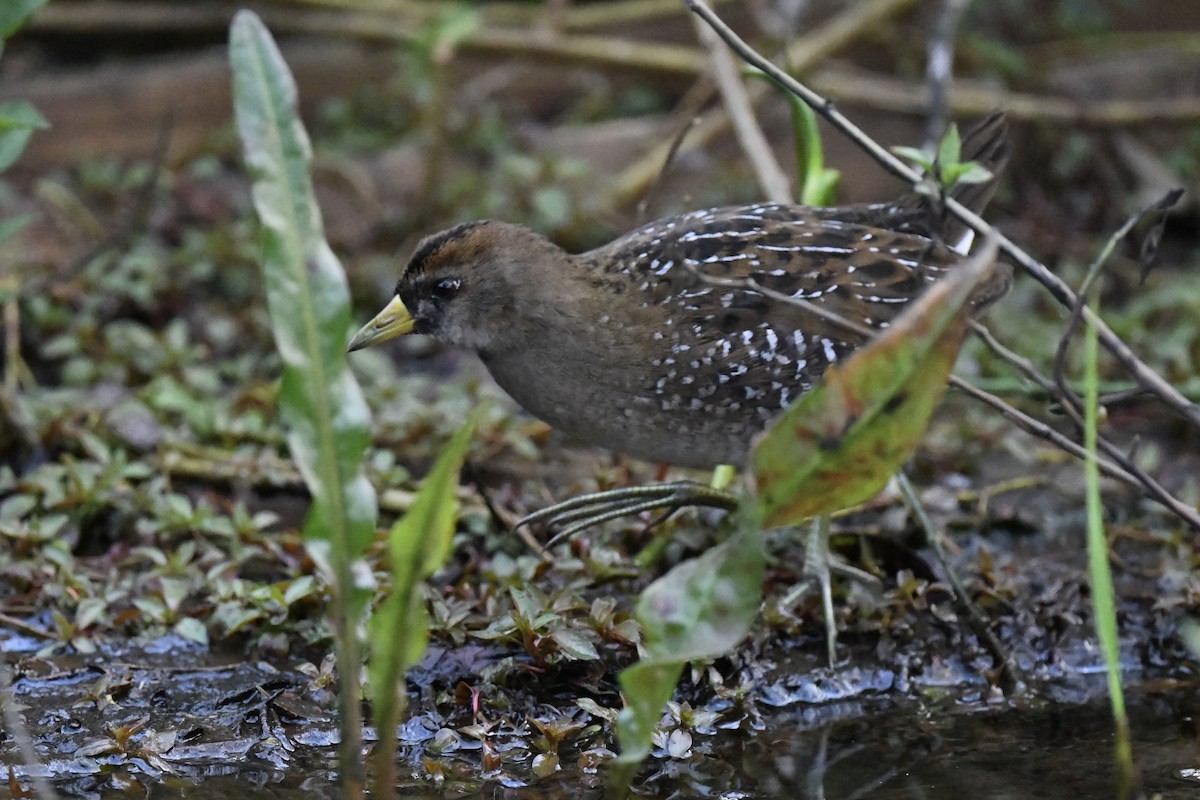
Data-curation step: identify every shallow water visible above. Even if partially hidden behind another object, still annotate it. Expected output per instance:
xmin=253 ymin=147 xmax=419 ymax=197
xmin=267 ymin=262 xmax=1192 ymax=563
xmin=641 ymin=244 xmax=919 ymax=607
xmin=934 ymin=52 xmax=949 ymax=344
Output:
xmin=3 ymin=632 xmax=1196 ymax=800
xmin=728 ymin=688 xmax=1198 ymax=799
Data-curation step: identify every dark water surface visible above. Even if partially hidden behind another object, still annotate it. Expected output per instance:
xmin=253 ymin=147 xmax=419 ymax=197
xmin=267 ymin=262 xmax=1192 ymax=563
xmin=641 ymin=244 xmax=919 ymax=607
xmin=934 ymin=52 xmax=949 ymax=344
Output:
xmin=3 ymin=632 xmax=1196 ymax=800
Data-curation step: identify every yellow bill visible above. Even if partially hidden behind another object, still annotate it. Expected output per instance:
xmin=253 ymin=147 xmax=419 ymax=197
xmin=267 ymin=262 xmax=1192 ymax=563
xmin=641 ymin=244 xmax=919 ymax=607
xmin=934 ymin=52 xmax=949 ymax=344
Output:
xmin=348 ymin=296 xmax=414 ymax=352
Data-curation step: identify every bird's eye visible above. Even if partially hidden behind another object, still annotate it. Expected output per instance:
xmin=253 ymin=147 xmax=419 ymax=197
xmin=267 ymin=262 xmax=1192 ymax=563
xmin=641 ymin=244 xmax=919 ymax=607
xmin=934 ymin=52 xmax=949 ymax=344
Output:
xmin=431 ymin=278 xmax=461 ymax=301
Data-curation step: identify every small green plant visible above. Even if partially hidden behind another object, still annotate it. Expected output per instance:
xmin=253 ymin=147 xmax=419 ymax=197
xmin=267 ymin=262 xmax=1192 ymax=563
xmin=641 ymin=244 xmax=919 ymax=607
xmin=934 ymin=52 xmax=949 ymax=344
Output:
xmin=746 ymin=66 xmax=840 ymax=207
xmin=893 ymin=123 xmax=993 ymax=201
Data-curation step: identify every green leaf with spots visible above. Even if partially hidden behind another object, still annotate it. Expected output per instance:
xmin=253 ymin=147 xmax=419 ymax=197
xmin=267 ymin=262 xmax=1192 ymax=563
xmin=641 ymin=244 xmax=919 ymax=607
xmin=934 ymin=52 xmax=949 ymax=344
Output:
xmin=752 ymin=239 xmax=998 ymax=528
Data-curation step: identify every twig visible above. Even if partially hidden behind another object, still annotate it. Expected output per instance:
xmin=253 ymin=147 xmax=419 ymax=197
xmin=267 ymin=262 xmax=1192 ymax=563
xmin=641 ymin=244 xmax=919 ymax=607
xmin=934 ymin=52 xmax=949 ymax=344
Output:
xmin=968 ymin=316 xmax=1185 ymax=517
xmin=897 ymin=472 xmax=1024 ymax=694
xmin=969 ymin=315 xmax=1193 ymax=513
xmin=1051 ymin=190 xmax=1185 ymax=414
xmin=962 ymin=376 xmax=1200 ymax=403
xmin=1034 ymin=190 xmax=1197 ymax=528
xmin=947 ymin=377 xmax=1130 ymax=484
xmin=62 ymin=114 xmax=171 ymax=277
xmin=636 ymin=113 xmax=702 ymax=223
xmin=614 ymin=0 xmax=919 ymax=206
xmin=949 ymin=375 xmax=1200 ymax=528
xmin=462 ymin=462 xmax=550 ymax=560
xmin=687 ymin=267 xmax=873 ymax=338
xmin=0 ymin=613 xmax=54 ymax=640
xmin=923 ymin=0 xmax=969 ymax=148
xmin=691 ymin=13 xmax=791 ymax=203
xmin=684 ymin=0 xmax=1200 ymax=434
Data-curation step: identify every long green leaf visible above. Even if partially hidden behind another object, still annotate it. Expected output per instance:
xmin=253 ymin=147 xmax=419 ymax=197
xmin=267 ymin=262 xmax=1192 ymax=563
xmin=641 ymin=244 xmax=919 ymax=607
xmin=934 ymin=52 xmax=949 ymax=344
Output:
xmin=229 ymin=11 xmax=376 ymax=793
xmin=0 ymin=0 xmax=47 ymax=40
xmin=368 ymin=416 xmax=476 ymax=792
xmin=1083 ymin=298 xmax=1135 ymax=794
xmin=0 ymin=101 xmax=49 ymax=173
xmin=752 ymin=239 xmax=998 ymax=528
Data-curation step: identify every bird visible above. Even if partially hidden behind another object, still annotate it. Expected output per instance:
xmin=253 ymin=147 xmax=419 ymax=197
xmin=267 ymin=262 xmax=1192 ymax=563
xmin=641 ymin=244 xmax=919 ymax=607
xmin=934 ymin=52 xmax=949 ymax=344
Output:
xmin=348 ymin=114 xmax=1010 ymax=470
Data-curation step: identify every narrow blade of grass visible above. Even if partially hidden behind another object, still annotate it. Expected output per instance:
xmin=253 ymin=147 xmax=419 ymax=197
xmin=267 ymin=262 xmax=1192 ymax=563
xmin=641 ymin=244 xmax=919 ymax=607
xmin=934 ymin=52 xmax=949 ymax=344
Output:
xmin=1083 ymin=301 xmax=1136 ymax=797
xmin=369 ymin=416 xmax=475 ymax=792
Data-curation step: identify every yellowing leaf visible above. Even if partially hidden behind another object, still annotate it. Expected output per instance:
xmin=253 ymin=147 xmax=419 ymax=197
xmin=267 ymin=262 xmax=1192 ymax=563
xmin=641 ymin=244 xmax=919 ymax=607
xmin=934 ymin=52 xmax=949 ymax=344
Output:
xmin=752 ymin=239 xmax=998 ymax=528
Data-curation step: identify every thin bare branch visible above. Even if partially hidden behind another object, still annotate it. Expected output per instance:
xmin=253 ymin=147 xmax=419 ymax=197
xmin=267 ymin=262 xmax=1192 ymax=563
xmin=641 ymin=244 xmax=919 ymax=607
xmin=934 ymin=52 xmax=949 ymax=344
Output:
xmin=965 ymin=321 xmax=1200 ymax=529
xmin=688 ymin=267 xmax=873 ymax=338
xmin=614 ymin=0 xmax=919 ymax=206
xmin=636 ymin=114 xmax=703 ymax=223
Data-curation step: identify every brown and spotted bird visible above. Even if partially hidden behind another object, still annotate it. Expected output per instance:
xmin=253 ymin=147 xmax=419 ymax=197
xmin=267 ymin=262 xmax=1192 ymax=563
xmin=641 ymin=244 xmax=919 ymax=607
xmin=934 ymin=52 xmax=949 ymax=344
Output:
xmin=349 ymin=114 xmax=1010 ymax=469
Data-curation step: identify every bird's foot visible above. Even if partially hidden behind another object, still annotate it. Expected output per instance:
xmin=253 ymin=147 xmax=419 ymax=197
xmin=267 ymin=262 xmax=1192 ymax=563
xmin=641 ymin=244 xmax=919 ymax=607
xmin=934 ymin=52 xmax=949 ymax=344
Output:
xmin=515 ymin=481 xmax=739 ymax=544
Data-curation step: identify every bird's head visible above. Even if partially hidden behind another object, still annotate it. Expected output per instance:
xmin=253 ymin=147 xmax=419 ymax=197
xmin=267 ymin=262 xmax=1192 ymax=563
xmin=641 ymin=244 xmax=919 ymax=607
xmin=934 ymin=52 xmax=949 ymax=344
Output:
xmin=348 ymin=220 xmax=564 ymax=356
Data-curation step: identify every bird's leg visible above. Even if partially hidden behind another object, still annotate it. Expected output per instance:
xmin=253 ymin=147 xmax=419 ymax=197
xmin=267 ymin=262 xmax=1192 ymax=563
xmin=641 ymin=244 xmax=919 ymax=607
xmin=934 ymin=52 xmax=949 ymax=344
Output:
xmin=709 ymin=463 xmax=736 ymax=490
xmin=798 ymin=515 xmax=838 ymax=667
xmin=779 ymin=514 xmax=881 ymax=667
xmin=811 ymin=515 xmax=836 ymax=666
